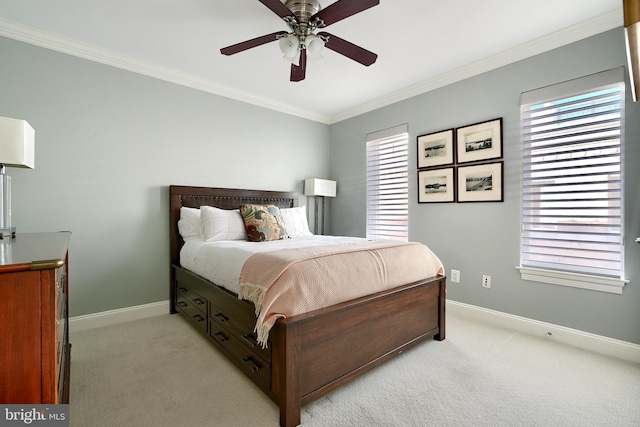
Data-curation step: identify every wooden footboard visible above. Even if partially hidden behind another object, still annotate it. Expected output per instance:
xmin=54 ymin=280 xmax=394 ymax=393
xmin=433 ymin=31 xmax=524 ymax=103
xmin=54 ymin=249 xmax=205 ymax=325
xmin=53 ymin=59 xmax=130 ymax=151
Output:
xmin=169 ymin=185 xmax=446 ymax=427
xmin=275 ymin=277 xmax=445 ymax=427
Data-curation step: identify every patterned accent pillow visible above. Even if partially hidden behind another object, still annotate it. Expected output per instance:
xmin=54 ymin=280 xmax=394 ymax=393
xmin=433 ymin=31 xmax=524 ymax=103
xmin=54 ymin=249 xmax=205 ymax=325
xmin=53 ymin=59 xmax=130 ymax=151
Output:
xmin=239 ymin=204 xmax=290 ymax=242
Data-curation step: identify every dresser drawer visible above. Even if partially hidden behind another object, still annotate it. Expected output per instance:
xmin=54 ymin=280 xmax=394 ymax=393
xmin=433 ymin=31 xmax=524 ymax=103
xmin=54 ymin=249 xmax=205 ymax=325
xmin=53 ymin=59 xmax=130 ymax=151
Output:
xmin=209 ymin=320 xmax=270 ymax=388
xmin=210 ymin=302 xmax=271 ymax=362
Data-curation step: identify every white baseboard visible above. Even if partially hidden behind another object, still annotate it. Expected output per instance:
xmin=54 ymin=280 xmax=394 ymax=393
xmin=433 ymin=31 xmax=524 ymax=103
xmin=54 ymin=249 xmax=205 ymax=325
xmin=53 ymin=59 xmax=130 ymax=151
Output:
xmin=69 ymin=300 xmax=170 ymax=333
xmin=448 ymin=300 xmax=640 ymax=364
xmin=69 ymin=298 xmax=640 ymax=363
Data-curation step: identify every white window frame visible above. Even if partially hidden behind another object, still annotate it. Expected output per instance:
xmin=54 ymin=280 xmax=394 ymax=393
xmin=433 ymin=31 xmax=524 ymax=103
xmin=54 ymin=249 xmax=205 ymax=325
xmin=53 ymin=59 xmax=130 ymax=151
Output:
xmin=366 ymin=124 xmax=409 ymax=242
xmin=518 ymin=68 xmax=629 ymax=294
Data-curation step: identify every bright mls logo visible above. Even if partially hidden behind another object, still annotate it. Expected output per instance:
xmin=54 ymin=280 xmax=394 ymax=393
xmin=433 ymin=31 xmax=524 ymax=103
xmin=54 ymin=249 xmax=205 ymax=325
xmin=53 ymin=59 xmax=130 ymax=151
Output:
xmin=1 ymin=406 xmax=68 ymax=426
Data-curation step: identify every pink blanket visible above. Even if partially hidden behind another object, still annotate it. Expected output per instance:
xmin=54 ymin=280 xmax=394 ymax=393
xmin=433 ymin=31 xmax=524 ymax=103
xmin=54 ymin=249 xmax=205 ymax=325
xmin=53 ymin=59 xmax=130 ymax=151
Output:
xmin=238 ymin=240 xmax=444 ymax=347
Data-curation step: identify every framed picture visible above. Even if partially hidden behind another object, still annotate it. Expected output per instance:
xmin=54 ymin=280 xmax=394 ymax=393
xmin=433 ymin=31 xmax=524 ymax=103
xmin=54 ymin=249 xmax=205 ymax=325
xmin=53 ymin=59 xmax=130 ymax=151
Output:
xmin=456 ymin=118 xmax=502 ymax=164
xmin=457 ymin=161 xmax=503 ymax=203
xmin=417 ymin=128 xmax=455 ymax=169
xmin=418 ymin=167 xmax=456 ymax=203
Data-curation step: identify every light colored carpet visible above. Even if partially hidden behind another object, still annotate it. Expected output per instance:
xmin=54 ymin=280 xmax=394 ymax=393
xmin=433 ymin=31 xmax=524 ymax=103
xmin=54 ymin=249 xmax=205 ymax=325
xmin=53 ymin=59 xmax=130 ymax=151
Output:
xmin=70 ymin=313 xmax=640 ymax=426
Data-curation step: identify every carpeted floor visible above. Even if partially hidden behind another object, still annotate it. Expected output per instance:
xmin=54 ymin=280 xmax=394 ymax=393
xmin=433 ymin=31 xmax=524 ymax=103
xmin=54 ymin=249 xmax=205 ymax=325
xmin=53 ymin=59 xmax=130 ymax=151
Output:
xmin=69 ymin=313 xmax=640 ymax=426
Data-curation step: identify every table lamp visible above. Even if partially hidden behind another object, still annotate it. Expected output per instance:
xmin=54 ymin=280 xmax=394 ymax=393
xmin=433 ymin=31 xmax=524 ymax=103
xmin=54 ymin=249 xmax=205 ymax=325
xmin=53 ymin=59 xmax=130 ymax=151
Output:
xmin=0 ymin=116 xmax=35 ymax=238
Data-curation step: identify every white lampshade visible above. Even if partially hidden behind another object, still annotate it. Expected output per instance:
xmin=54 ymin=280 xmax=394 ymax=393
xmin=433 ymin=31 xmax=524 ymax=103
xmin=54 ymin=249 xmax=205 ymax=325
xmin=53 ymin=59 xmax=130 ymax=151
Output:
xmin=279 ymin=34 xmax=300 ymax=65
xmin=0 ymin=116 xmax=35 ymax=169
xmin=625 ymin=0 xmax=640 ymax=101
xmin=305 ymin=34 xmax=324 ymax=58
xmin=304 ymin=178 xmax=336 ymax=197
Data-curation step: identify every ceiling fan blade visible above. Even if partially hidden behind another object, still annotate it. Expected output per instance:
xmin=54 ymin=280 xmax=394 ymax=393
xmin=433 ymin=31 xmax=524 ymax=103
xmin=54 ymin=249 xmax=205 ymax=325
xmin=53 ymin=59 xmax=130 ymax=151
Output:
xmin=317 ymin=32 xmax=377 ymax=66
xmin=259 ymin=0 xmax=297 ymax=20
xmin=220 ymin=31 xmax=288 ymax=55
xmin=312 ymin=0 xmax=379 ymax=27
xmin=290 ymin=49 xmax=307 ymax=82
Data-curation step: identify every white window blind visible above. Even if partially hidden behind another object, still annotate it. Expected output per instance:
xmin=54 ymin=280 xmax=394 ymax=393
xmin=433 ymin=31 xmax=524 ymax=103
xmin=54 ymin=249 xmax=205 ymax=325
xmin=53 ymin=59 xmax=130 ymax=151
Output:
xmin=366 ymin=124 xmax=409 ymax=241
xmin=520 ymin=68 xmax=625 ymax=280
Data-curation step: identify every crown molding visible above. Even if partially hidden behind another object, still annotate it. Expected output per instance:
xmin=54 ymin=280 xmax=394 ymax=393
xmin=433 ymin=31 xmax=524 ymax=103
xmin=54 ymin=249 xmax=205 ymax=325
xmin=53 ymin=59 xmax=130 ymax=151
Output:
xmin=0 ymin=18 xmax=330 ymax=124
xmin=329 ymin=8 xmax=624 ymax=124
xmin=0 ymin=10 xmax=623 ymax=126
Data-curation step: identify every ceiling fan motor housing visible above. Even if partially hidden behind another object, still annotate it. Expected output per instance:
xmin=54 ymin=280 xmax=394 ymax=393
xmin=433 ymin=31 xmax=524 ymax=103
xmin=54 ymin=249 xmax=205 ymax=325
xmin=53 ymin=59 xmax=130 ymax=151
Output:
xmin=284 ymin=0 xmax=321 ymax=23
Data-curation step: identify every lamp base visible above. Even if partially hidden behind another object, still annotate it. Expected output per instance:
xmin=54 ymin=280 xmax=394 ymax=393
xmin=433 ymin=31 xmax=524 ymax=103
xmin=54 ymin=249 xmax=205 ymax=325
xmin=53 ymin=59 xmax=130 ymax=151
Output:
xmin=0 ymin=227 xmax=16 ymax=239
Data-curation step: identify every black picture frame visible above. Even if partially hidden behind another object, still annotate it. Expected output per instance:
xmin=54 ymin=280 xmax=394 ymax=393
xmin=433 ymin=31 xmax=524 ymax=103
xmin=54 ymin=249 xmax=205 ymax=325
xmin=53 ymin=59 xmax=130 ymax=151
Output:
xmin=456 ymin=118 xmax=503 ymax=164
xmin=457 ymin=161 xmax=504 ymax=203
xmin=418 ymin=167 xmax=456 ymax=203
xmin=417 ymin=128 xmax=455 ymax=169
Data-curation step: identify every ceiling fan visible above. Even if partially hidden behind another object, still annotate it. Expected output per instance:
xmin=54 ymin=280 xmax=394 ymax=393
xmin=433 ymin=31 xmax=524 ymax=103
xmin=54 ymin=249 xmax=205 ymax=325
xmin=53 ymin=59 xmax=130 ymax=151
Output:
xmin=220 ymin=0 xmax=379 ymax=82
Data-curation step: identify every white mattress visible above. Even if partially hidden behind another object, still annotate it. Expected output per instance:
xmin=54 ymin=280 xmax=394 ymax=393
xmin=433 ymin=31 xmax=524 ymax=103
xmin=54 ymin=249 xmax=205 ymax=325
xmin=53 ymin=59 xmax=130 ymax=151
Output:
xmin=180 ymin=235 xmax=367 ymax=293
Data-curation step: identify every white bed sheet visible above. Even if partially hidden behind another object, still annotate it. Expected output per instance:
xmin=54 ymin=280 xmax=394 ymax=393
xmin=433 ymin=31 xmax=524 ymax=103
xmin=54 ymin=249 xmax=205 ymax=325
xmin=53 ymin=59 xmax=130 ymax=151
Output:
xmin=180 ymin=235 xmax=367 ymax=294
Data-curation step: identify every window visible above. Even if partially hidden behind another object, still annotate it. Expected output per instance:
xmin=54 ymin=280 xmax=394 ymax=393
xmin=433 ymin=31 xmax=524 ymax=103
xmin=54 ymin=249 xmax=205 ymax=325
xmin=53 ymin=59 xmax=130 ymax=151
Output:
xmin=366 ymin=124 xmax=409 ymax=242
xmin=519 ymin=68 xmax=628 ymax=294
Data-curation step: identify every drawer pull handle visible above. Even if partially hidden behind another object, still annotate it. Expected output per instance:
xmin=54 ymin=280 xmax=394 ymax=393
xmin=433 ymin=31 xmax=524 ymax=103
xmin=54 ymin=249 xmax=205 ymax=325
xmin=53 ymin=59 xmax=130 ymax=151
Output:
xmin=213 ymin=313 xmax=228 ymax=323
xmin=192 ymin=298 xmax=205 ymax=306
xmin=177 ymin=301 xmax=188 ymax=308
xmin=213 ymin=332 xmax=228 ymax=343
xmin=177 ymin=287 xmax=187 ymax=293
xmin=192 ymin=314 xmax=205 ymax=323
xmin=242 ymin=357 xmax=260 ymax=373
xmin=241 ymin=334 xmax=259 ymax=348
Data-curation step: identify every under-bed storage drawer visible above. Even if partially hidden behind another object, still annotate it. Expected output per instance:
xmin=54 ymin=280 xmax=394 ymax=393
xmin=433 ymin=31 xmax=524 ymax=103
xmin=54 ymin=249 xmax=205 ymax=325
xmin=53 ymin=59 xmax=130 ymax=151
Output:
xmin=209 ymin=302 xmax=271 ymax=362
xmin=175 ymin=278 xmax=208 ymax=332
xmin=176 ymin=298 xmax=207 ymax=331
xmin=209 ymin=320 xmax=270 ymax=389
xmin=176 ymin=286 xmax=207 ymax=314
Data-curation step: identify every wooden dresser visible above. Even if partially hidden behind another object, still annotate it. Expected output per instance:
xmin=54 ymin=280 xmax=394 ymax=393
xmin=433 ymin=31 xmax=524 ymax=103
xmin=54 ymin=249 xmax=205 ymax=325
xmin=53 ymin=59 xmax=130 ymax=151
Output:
xmin=0 ymin=232 xmax=71 ymax=404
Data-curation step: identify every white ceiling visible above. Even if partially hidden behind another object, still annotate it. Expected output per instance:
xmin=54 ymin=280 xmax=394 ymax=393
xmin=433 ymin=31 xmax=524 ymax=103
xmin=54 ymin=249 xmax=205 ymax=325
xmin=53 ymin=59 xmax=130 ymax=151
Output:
xmin=0 ymin=0 xmax=623 ymax=123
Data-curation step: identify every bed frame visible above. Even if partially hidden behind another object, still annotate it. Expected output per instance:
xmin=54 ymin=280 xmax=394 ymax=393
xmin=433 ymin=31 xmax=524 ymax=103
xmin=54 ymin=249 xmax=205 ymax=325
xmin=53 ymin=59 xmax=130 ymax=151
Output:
xmin=169 ymin=185 xmax=446 ymax=427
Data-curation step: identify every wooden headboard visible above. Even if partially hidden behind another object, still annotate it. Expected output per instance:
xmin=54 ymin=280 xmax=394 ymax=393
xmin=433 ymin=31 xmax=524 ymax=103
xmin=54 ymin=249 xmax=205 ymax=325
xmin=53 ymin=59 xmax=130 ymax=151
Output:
xmin=169 ymin=185 xmax=298 ymax=266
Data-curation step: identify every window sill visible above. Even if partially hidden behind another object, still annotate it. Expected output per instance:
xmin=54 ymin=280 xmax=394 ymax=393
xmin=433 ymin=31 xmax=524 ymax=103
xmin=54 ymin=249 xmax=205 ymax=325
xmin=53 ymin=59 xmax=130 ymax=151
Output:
xmin=516 ymin=266 xmax=629 ymax=294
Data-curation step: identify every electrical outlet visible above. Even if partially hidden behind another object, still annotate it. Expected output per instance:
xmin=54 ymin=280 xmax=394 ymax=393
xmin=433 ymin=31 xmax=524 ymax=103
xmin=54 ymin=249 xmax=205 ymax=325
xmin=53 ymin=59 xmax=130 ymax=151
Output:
xmin=482 ymin=275 xmax=491 ymax=288
xmin=451 ymin=269 xmax=460 ymax=283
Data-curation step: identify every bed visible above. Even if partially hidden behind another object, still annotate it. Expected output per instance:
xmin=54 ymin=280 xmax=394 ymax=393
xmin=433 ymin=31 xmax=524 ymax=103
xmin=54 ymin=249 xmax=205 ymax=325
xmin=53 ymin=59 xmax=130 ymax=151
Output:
xmin=169 ymin=185 xmax=447 ymax=427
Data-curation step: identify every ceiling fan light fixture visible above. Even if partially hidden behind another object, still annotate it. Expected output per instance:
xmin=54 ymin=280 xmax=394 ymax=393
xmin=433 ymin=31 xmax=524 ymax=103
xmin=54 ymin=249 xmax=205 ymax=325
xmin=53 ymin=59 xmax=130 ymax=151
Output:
xmin=291 ymin=48 xmax=301 ymax=66
xmin=305 ymin=34 xmax=325 ymax=58
xmin=279 ymin=34 xmax=299 ymax=57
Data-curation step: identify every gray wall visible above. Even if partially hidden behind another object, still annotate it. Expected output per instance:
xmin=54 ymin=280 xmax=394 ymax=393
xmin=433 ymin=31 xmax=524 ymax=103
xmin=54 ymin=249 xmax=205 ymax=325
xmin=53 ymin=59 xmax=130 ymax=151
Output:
xmin=2 ymin=27 xmax=638 ymax=345
xmin=328 ymin=28 xmax=640 ymax=344
xmin=0 ymin=36 xmax=330 ymax=317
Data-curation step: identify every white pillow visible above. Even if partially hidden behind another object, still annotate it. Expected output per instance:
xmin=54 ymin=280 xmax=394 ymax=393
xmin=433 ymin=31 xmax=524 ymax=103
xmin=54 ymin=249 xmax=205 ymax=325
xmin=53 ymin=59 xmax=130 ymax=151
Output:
xmin=280 ymin=206 xmax=313 ymax=237
xmin=177 ymin=207 xmax=203 ymax=241
xmin=200 ymin=205 xmax=247 ymax=241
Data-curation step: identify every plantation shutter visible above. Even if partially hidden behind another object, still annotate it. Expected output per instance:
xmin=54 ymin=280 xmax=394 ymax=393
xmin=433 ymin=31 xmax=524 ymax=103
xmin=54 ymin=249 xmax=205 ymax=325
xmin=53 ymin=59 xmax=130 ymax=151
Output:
xmin=520 ymin=68 xmax=625 ymax=279
xmin=366 ymin=124 xmax=409 ymax=241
